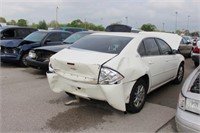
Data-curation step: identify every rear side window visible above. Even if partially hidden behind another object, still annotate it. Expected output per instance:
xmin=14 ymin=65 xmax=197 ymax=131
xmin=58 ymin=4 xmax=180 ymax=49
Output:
xmin=138 ymin=42 xmax=146 ymax=56
xmin=143 ymin=38 xmax=160 ymax=56
xmin=2 ymin=29 xmax=15 ymax=38
xmin=16 ymin=29 xmax=32 ymax=39
xmin=71 ymin=35 xmax=133 ymax=54
xmin=155 ymin=38 xmax=172 ymax=55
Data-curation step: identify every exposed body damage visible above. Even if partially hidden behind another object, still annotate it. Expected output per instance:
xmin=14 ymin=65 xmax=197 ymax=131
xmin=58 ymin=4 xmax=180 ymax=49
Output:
xmin=47 ymin=32 xmax=185 ymax=112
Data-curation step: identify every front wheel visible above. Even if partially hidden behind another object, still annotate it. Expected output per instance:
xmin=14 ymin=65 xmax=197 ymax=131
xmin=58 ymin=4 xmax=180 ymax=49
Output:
xmin=173 ymin=63 xmax=184 ymax=84
xmin=20 ymin=53 xmax=29 ymax=67
xmin=126 ymin=79 xmax=147 ymax=113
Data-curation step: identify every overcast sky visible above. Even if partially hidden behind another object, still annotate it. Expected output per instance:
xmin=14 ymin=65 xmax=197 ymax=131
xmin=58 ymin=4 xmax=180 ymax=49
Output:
xmin=0 ymin=0 xmax=199 ymax=32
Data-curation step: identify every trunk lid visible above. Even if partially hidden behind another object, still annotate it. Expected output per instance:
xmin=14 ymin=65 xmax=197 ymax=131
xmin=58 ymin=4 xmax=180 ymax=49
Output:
xmin=50 ymin=48 xmax=117 ymax=84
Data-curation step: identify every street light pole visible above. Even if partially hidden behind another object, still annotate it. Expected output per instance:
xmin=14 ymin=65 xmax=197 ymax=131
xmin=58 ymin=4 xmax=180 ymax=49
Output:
xmin=162 ymin=22 xmax=165 ymax=31
xmin=175 ymin=11 xmax=178 ymax=33
xmin=56 ymin=6 xmax=59 ymax=28
xmin=125 ymin=16 xmax=128 ymax=25
xmin=187 ymin=15 xmax=190 ymax=31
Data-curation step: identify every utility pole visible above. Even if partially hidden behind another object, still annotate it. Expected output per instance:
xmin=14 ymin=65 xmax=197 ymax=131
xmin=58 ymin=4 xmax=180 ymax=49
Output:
xmin=162 ymin=22 xmax=165 ymax=31
xmin=125 ymin=16 xmax=128 ymax=25
xmin=56 ymin=6 xmax=59 ymax=28
xmin=175 ymin=11 xmax=178 ymax=33
xmin=187 ymin=15 xmax=190 ymax=31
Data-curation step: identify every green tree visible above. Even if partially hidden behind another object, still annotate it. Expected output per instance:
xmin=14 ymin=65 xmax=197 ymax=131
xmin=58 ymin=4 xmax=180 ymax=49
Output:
xmin=17 ymin=19 xmax=28 ymax=26
xmin=30 ymin=23 xmax=38 ymax=28
xmin=49 ymin=20 xmax=59 ymax=28
xmin=141 ymin=23 xmax=157 ymax=31
xmin=67 ymin=19 xmax=84 ymax=27
xmin=0 ymin=17 xmax=6 ymax=23
xmin=37 ymin=20 xmax=48 ymax=30
xmin=7 ymin=20 xmax=16 ymax=25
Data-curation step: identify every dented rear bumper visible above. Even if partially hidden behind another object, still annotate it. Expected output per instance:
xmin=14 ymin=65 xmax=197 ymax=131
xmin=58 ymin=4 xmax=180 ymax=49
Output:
xmin=46 ymin=71 xmax=128 ymax=111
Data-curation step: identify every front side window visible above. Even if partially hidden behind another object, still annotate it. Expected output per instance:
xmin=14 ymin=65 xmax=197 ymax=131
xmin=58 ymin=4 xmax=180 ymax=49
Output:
xmin=70 ymin=35 xmax=133 ymax=54
xmin=61 ymin=33 xmax=71 ymax=41
xmin=155 ymin=38 xmax=172 ymax=55
xmin=46 ymin=33 xmax=61 ymax=42
xmin=143 ymin=38 xmax=160 ymax=56
xmin=63 ymin=32 xmax=90 ymax=44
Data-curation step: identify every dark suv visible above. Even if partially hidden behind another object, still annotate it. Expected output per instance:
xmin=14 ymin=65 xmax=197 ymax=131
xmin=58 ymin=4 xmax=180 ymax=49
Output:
xmin=0 ymin=26 xmax=37 ymax=40
xmin=1 ymin=30 xmax=71 ymax=66
xmin=0 ymin=26 xmax=37 ymax=47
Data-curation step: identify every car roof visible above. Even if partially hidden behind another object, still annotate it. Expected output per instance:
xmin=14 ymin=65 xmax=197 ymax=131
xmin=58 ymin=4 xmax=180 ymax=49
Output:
xmin=35 ymin=30 xmax=71 ymax=33
xmin=91 ymin=31 xmax=182 ymax=50
xmin=0 ymin=26 xmax=37 ymax=30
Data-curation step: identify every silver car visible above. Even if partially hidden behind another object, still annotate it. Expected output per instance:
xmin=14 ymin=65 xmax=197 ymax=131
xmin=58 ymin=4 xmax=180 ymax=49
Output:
xmin=179 ymin=36 xmax=193 ymax=57
xmin=175 ymin=66 xmax=200 ymax=132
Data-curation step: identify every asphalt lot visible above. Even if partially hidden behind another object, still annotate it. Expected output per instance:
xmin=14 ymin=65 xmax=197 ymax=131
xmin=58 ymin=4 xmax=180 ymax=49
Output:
xmin=0 ymin=58 xmax=195 ymax=133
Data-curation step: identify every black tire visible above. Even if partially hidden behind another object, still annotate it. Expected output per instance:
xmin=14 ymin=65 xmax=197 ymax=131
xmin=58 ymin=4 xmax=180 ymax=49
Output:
xmin=20 ymin=53 xmax=29 ymax=67
xmin=194 ymin=62 xmax=199 ymax=67
xmin=187 ymin=50 xmax=192 ymax=58
xmin=173 ymin=63 xmax=184 ymax=84
xmin=65 ymin=92 xmax=75 ymax=97
xmin=126 ymin=79 xmax=147 ymax=113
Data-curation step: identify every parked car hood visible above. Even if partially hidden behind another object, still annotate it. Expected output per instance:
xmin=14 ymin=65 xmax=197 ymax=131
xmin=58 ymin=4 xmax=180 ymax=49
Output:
xmin=34 ymin=44 xmax=69 ymax=53
xmin=141 ymin=32 xmax=182 ymax=50
xmin=0 ymin=39 xmax=22 ymax=47
xmin=50 ymin=48 xmax=117 ymax=84
xmin=1 ymin=40 xmax=39 ymax=48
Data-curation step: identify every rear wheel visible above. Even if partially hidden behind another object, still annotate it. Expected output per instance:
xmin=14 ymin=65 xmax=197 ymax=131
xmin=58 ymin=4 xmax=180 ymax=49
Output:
xmin=173 ymin=63 xmax=184 ymax=84
xmin=126 ymin=79 xmax=147 ymax=113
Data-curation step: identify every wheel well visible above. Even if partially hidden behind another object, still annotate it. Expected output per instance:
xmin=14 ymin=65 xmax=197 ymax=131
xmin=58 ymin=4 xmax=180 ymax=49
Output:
xmin=138 ymin=74 xmax=149 ymax=91
xmin=20 ymin=50 xmax=29 ymax=60
xmin=180 ymin=61 xmax=184 ymax=66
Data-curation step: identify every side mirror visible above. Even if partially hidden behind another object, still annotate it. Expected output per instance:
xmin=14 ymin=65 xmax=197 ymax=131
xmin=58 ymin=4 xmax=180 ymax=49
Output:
xmin=172 ymin=49 xmax=179 ymax=54
xmin=186 ymin=41 xmax=191 ymax=44
xmin=45 ymin=39 xmax=51 ymax=44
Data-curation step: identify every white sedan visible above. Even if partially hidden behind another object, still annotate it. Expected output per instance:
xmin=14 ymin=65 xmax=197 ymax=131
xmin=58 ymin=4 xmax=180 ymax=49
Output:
xmin=47 ymin=32 xmax=184 ymax=113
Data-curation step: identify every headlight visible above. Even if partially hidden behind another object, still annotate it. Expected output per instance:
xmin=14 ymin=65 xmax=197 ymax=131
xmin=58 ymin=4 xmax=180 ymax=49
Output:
xmin=49 ymin=63 xmax=55 ymax=72
xmin=29 ymin=50 xmax=36 ymax=58
xmin=186 ymin=98 xmax=200 ymax=114
xmin=98 ymin=67 xmax=124 ymax=85
xmin=178 ymin=93 xmax=200 ymax=114
xmin=12 ymin=48 xmax=18 ymax=54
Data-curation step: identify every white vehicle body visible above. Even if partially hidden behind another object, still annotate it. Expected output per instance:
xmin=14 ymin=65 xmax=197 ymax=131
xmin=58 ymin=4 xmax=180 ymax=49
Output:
xmin=47 ymin=32 xmax=184 ymax=112
xmin=175 ymin=66 xmax=200 ymax=132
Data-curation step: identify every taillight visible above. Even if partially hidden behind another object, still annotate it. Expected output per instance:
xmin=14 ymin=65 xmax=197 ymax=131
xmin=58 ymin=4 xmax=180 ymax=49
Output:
xmin=193 ymin=46 xmax=199 ymax=53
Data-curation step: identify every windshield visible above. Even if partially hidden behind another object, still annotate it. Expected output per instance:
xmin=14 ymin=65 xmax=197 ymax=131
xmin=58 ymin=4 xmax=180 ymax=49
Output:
xmin=24 ymin=31 xmax=47 ymax=42
xmin=70 ymin=35 xmax=133 ymax=54
xmin=63 ymin=32 xmax=91 ymax=44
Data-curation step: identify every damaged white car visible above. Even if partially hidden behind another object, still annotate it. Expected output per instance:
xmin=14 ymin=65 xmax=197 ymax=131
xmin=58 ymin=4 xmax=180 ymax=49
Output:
xmin=47 ymin=32 xmax=184 ymax=113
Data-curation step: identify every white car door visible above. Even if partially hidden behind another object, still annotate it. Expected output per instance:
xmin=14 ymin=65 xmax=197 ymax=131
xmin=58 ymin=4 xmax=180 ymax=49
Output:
xmin=138 ymin=38 xmax=168 ymax=89
xmin=155 ymin=38 xmax=178 ymax=80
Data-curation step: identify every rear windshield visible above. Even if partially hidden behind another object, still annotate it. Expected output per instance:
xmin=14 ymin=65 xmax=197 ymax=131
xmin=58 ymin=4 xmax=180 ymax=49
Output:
xmin=70 ymin=35 xmax=133 ymax=54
